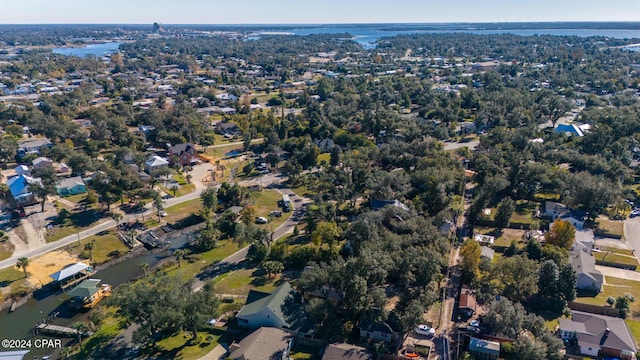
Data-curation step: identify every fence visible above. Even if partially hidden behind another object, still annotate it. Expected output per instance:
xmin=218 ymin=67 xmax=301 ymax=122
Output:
xmin=568 ymin=302 xmax=621 ymax=317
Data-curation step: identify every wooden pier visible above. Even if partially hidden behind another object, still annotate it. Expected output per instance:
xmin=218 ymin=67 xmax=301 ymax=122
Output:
xmin=35 ymin=323 xmax=93 ymax=337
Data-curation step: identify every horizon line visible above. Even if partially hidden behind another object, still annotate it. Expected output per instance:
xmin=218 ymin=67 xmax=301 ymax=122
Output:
xmin=1 ymin=21 xmax=640 ymax=26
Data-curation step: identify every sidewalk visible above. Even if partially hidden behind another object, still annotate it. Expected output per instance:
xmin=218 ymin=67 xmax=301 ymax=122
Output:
xmin=196 ymin=344 xmax=226 ymax=360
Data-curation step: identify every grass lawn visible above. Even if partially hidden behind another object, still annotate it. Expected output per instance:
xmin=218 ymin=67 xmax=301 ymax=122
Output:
xmin=165 ymin=199 xmax=202 ymax=223
xmin=213 ymin=267 xmax=282 ymax=295
xmin=163 ymin=240 xmax=241 ymax=281
xmin=289 ymin=184 xmax=317 ymax=199
xmin=64 ymin=193 xmax=87 ymax=204
xmin=593 ymin=252 xmax=639 ymax=268
xmin=510 ymin=200 xmax=539 ymax=225
xmin=534 ymin=192 xmax=560 ymax=202
xmin=205 ymin=143 xmax=245 ymax=158
xmin=625 ymin=319 xmax=640 ymax=347
xmin=595 ymin=215 xmax=624 ymax=238
xmin=598 ymin=246 xmax=635 ymax=257
xmin=290 ymin=346 xmax=317 ymax=360
xmin=0 ymin=267 xmax=29 ymax=302
xmin=65 ymin=231 xmax=129 ymax=265
xmin=0 ymin=240 xmax=14 ymax=261
xmin=44 ymin=210 xmax=104 ymax=242
xmin=317 ymin=153 xmax=330 ymax=164
xmin=249 ymin=189 xmax=292 ymax=230
xmin=473 ymin=227 xmax=526 ymax=253
xmin=159 ymin=183 xmax=196 ymax=198
xmin=152 ymin=328 xmax=223 ymax=360
xmin=68 ymin=312 xmax=122 ymax=360
xmin=576 ymin=276 xmax=640 ymax=320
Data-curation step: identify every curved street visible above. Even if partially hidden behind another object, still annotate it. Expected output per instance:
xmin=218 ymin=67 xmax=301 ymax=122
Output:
xmin=0 ymin=169 xmax=304 ymax=271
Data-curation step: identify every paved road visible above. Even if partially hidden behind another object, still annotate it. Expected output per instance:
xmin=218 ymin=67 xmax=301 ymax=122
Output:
xmin=192 ymin=185 xmax=312 ymax=291
xmin=0 ymin=169 xmax=293 ymax=271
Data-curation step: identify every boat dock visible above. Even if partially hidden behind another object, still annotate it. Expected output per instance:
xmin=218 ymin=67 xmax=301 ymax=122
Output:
xmin=35 ymin=323 xmax=93 ymax=337
xmin=137 ymin=230 xmax=169 ymax=248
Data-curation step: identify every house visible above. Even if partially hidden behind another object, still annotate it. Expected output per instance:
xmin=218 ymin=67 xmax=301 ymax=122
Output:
xmin=439 ymin=219 xmax=455 ymax=237
xmin=480 ymin=246 xmax=495 ymax=260
xmin=56 ymin=176 xmax=87 ymax=197
xmin=474 ymin=234 xmax=495 ymax=245
xmin=169 ymin=143 xmax=198 ymax=166
xmin=468 ymin=337 xmax=500 ymax=360
xmin=459 ymin=292 xmax=477 ymax=318
xmin=6 ymin=174 xmax=41 ymax=206
xmin=359 ymin=320 xmax=397 ymax=343
xmin=14 ymin=165 xmax=30 ymax=176
xmin=370 ymin=199 xmax=409 ymax=212
xmin=560 ymin=311 xmax=637 ymax=359
xmin=236 ymin=282 xmax=308 ymax=331
xmin=0 ymin=350 xmax=30 ymax=360
xmin=144 ymin=155 xmax=169 ymax=174
xmin=570 ymin=247 xmax=604 ymax=292
xmin=555 ymin=123 xmax=587 ymax=137
xmin=215 ymin=121 xmax=240 ymax=135
xmin=31 ymin=157 xmax=53 ymax=170
xmin=227 ymin=327 xmax=293 ymax=360
xmin=322 ymin=343 xmax=370 ymax=360
xmin=314 ymin=138 xmax=335 ymax=153
xmin=544 ymin=201 xmax=585 ymax=229
xmin=17 ymin=138 xmax=51 ymax=157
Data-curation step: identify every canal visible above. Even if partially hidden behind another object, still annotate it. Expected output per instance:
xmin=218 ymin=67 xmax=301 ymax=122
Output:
xmin=0 ymin=231 xmax=192 ymax=357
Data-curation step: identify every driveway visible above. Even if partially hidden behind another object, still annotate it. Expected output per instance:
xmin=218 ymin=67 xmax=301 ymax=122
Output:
xmin=624 ymin=217 xmax=640 ymax=263
xmin=442 ymin=140 xmax=479 ymax=151
xmin=596 ymin=265 xmax=640 ymax=282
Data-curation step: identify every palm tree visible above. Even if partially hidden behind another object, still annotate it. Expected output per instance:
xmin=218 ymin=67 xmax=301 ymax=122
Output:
xmin=113 ymin=212 xmax=123 ymax=228
xmin=16 ymin=257 xmax=29 ymax=278
xmin=170 ymin=184 xmax=179 ymax=197
xmin=84 ymin=242 xmax=95 ymax=262
xmin=0 ymin=183 xmax=9 ymax=200
xmin=71 ymin=322 xmax=90 ymax=352
xmin=139 ymin=262 xmax=149 ymax=277
xmin=174 ymin=249 xmax=188 ymax=267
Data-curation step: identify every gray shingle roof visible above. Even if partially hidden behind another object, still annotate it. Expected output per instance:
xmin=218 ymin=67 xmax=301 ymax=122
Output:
xmin=228 ymin=327 xmax=291 ymax=360
xmin=570 ymin=249 xmax=603 ymax=284
xmin=561 ymin=311 xmax=637 ymax=353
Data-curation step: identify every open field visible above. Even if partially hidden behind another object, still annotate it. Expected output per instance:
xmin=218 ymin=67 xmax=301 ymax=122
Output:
xmin=575 ymin=276 xmax=640 ymax=320
xmin=595 ymin=216 xmax=624 ymax=238
xmin=65 ymin=231 xmax=130 ymax=265
xmin=213 ymin=267 xmax=283 ymax=295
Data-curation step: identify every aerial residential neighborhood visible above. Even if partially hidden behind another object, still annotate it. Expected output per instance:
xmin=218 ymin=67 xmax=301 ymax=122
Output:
xmin=2 ymin=11 xmax=640 ymax=360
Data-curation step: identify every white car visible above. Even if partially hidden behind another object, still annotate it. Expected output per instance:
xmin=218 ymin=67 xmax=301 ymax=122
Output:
xmin=207 ymin=318 xmax=217 ymax=325
xmin=159 ymin=211 xmax=168 ymax=217
xmin=255 ymin=216 xmax=269 ymax=224
xmin=470 ymin=320 xmax=480 ymax=328
xmin=414 ymin=324 xmax=436 ymax=337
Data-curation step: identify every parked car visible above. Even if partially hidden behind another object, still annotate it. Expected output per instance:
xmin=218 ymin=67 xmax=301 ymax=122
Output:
xmin=255 ymin=216 xmax=269 ymax=224
xmin=414 ymin=324 xmax=435 ymax=337
xmin=270 ymin=210 xmax=283 ymax=217
xmin=159 ymin=211 xmax=168 ymax=217
xmin=470 ymin=320 xmax=480 ymax=328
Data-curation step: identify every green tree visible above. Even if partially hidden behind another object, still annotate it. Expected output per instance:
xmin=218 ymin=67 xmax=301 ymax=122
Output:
xmin=558 ymin=263 xmax=577 ymax=302
xmin=16 ymin=257 xmax=29 ymax=278
xmin=200 ymin=187 xmax=218 ymax=212
xmin=71 ymin=322 xmax=90 ymax=352
xmin=538 ymin=260 xmax=559 ymax=298
xmin=261 ymin=260 xmax=284 ymax=279
xmin=545 ymin=219 xmax=576 ymax=250
xmin=495 ymin=197 xmax=515 ymax=228
xmin=311 ymin=222 xmax=339 ymax=249
xmin=247 ymin=242 xmax=268 ymax=263
xmin=84 ymin=241 xmax=95 ymax=263
xmin=139 ymin=262 xmax=149 ymax=277
xmin=460 ymin=239 xmax=481 ymax=280
xmin=174 ymin=249 xmax=188 ymax=268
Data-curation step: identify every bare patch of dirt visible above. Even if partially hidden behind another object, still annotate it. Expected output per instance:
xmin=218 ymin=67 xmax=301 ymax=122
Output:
xmin=26 ymin=250 xmax=82 ymax=288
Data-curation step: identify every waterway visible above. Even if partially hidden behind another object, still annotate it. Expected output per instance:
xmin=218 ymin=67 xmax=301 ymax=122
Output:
xmin=0 ymin=231 xmax=190 ymax=357
xmin=261 ymin=26 xmax=640 ymax=49
xmin=52 ymin=42 xmax=122 ymax=57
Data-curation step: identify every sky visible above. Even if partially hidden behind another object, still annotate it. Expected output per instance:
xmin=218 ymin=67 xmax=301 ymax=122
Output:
xmin=1 ymin=0 xmax=639 ymax=24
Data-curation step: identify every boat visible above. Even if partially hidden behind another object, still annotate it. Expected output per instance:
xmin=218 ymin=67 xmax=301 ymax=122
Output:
xmin=66 ymin=279 xmax=111 ymax=310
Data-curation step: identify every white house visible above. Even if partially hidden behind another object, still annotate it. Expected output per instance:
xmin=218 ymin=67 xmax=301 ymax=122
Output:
xmin=560 ymin=311 xmax=637 ymax=358
xmin=144 ymin=155 xmax=169 ymax=174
